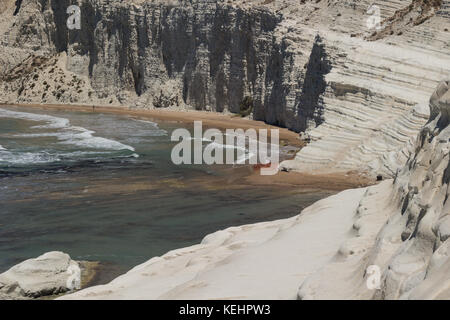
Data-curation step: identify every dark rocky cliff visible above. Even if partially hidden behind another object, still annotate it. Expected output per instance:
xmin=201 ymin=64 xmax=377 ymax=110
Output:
xmin=0 ymin=0 xmax=332 ymax=132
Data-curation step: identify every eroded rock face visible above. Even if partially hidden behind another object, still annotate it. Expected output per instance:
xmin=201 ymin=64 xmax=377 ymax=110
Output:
xmin=2 ymin=0 xmax=308 ymax=129
xmin=0 ymin=251 xmax=81 ymax=299
xmin=0 ymin=0 xmax=448 ymax=179
xmin=296 ymin=80 xmax=450 ymax=300
xmin=59 ymin=82 xmax=450 ymax=301
xmin=0 ymin=1 xmax=448 ymax=161
xmin=381 ymin=80 xmax=450 ymax=299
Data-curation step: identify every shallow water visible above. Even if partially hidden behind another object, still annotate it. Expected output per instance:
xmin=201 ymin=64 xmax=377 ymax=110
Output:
xmin=0 ymin=106 xmax=332 ymax=281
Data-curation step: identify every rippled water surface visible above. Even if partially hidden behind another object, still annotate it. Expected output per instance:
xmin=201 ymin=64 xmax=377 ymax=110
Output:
xmin=0 ymin=106 xmax=331 ymax=281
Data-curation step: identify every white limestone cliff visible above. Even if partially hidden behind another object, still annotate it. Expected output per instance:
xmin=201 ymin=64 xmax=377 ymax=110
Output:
xmin=61 ymin=80 xmax=450 ymax=300
xmin=1 ymin=1 xmax=449 ymax=178
xmin=298 ymin=80 xmax=450 ymax=300
xmin=0 ymin=0 xmax=449 ymax=300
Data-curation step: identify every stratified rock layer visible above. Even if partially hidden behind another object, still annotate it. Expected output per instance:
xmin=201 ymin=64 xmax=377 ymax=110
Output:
xmin=0 ymin=0 xmax=449 ymax=300
xmin=61 ymin=81 xmax=450 ymax=300
xmin=298 ymin=80 xmax=450 ymax=300
xmin=0 ymin=0 xmax=449 ymax=177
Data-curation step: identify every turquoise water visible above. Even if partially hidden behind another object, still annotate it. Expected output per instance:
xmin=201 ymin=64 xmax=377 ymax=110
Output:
xmin=0 ymin=106 xmax=331 ymax=280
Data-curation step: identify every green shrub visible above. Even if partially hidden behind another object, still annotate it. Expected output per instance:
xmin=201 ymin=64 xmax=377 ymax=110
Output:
xmin=239 ymin=96 xmax=254 ymax=117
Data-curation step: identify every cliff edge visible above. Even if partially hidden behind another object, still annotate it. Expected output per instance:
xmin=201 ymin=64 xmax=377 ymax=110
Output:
xmin=1 ymin=0 xmax=449 ymax=178
xmin=61 ymin=82 xmax=450 ymax=299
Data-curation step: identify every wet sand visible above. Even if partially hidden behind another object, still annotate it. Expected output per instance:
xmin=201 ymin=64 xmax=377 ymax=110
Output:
xmin=246 ymin=170 xmax=374 ymax=191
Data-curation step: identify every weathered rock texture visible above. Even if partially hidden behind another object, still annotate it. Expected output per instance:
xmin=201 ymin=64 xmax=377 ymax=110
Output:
xmin=297 ymin=80 xmax=450 ymax=300
xmin=0 ymin=0 xmax=449 ymax=178
xmin=279 ymin=0 xmax=450 ymax=178
xmin=61 ymin=81 xmax=450 ymax=300
xmin=0 ymin=251 xmax=81 ymax=299
xmin=1 ymin=1 xmax=448 ymax=300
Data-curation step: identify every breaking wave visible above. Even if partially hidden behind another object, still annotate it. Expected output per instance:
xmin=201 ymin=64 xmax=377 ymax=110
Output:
xmin=0 ymin=108 xmax=137 ymax=168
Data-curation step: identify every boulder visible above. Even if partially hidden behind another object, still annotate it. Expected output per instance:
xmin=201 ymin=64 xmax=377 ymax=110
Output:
xmin=0 ymin=251 xmax=81 ymax=299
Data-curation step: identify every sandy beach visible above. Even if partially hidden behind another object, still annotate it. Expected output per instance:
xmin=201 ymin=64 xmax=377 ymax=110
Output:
xmin=2 ymin=103 xmax=304 ymax=148
xmin=2 ymin=102 xmax=372 ymax=191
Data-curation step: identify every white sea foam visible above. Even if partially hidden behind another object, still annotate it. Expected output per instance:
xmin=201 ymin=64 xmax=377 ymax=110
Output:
xmin=1 ymin=108 xmax=135 ymax=152
xmin=188 ymin=137 xmax=212 ymax=142
xmin=134 ymin=119 xmax=159 ymax=126
xmin=206 ymin=141 xmax=247 ymax=151
xmin=0 ymin=145 xmax=5 ymax=151
xmin=205 ymin=135 xmax=278 ymax=165
xmin=0 ymin=151 xmax=61 ymax=165
xmin=62 ymin=133 xmax=135 ymax=151
xmin=204 ymin=141 xmax=255 ymax=164
xmin=56 ymin=126 xmax=135 ymax=151
xmin=133 ymin=119 xmax=168 ymax=136
xmin=0 ymin=108 xmax=70 ymax=129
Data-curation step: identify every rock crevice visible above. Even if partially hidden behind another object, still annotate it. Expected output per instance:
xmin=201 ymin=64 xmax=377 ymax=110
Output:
xmin=1 ymin=1 xmax=449 ymax=181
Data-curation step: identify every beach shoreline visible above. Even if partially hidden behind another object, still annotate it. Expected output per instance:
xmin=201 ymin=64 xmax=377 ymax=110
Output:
xmin=2 ymin=102 xmax=373 ymax=190
xmin=1 ymin=103 xmax=304 ymax=148
xmin=0 ymin=103 xmax=376 ymax=300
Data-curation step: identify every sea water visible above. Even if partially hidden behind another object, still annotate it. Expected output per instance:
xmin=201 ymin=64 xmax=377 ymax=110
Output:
xmin=0 ymin=106 xmax=331 ymax=282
